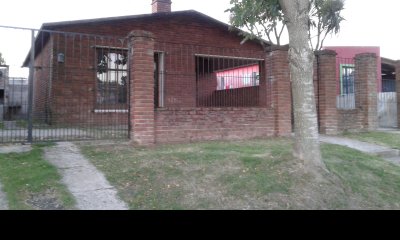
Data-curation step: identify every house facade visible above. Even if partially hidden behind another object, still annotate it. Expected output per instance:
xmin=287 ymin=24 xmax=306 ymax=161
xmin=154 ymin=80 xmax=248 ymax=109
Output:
xmin=22 ymin=0 xmax=391 ymax=145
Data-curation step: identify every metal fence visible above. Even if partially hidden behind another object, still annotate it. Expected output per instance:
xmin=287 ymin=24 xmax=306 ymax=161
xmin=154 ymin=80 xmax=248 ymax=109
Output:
xmin=378 ymin=92 xmax=398 ymax=128
xmin=153 ymin=41 xmax=269 ymax=108
xmin=0 ymin=25 xmax=129 ymax=143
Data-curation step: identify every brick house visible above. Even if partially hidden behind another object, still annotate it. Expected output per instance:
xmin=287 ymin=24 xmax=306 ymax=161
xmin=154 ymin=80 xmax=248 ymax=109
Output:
xmin=23 ymin=0 xmax=384 ymax=145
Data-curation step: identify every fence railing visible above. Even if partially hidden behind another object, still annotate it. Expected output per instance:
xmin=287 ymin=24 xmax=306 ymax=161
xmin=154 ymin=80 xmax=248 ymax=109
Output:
xmin=0 ymin=25 xmax=130 ymax=143
xmin=378 ymin=92 xmax=398 ymax=128
xmin=154 ymin=42 xmax=268 ymax=108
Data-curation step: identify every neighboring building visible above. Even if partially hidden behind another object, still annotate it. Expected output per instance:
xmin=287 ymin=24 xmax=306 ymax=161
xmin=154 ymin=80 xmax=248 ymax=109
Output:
xmin=0 ymin=65 xmax=8 ymax=120
xmin=381 ymin=57 xmax=396 ymax=92
xmin=324 ymin=46 xmax=382 ymax=93
xmin=0 ymin=65 xmax=28 ymax=121
xmin=4 ymin=77 xmax=29 ymax=120
xmin=216 ymin=64 xmax=260 ymax=90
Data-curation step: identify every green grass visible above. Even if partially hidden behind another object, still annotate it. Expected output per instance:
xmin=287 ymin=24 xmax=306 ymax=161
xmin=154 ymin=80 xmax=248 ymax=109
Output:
xmin=81 ymin=139 xmax=295 ymax=209
xmin=323 ymin=144 xmax=400 ymax=208
xmin=343 ymin=131 xmax=400 ymax=150
xmin=0 ymin=143 xmax=76 ymax=210
xmin=16 ymin=120 xmax=28 ymax=128
xmin=81 ymin=138 xmax=400 ymax=209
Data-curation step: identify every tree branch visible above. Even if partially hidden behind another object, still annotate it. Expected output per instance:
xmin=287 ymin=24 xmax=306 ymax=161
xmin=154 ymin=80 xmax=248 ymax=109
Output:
xmin=319 ymin=29 xmax=330 ymax=50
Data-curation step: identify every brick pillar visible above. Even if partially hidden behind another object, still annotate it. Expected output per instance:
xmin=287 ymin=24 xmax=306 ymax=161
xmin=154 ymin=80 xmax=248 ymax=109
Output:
xmin=128 ymin=30 xmax=155 ymax=145
xmin=265 ymin=46 xmax=292 ymax=136
xmin=315 ymin=50 xmax=338 ymax=134
xmin=355 ymin=53 xmax=378 ymax=131
xmin=396 ymin=60 xmax=400 ymax=128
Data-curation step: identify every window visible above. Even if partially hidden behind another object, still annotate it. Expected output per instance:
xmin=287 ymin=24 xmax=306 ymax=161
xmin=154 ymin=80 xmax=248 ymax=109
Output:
xmin=215 ymin=64 xmax=260 ymax=90
xmin=96 ymin=48 xmax=128 ymax=106
xmin=154 ymin=52 xmax=165 ymax=108
xmin=195 ymin=55 xmax=263 ymax=107
xmin=340 ymin=64 xmax=355 ymax=95
xmin=337 ymin=64 xmax=355 ymax=110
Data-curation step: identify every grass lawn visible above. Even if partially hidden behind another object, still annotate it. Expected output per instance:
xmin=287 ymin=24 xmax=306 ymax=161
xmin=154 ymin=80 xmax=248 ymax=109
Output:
xmin=0 ymin=143 xmax=76 ymax=210
xmin=80 ymin=138 xmax=400 ymax=210
xmin=343 ymin=131 xmax=400 ymax=150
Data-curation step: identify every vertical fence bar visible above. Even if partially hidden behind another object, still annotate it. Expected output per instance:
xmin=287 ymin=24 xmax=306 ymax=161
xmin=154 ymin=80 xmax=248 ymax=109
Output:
xmin=27 ymin=29 xmax=35 ymax=143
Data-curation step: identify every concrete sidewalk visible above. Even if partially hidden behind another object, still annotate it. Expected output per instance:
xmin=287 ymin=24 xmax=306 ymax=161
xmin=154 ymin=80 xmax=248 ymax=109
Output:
xmin=377 ymin=128 xmax=400 ymax=134
xmin=320 ymin=135 xmax=400 ymax=164
xmin=44 ymin=142 xmax=128 ymax=210
xmin=0 ymin=182 xmax=8 ymax=210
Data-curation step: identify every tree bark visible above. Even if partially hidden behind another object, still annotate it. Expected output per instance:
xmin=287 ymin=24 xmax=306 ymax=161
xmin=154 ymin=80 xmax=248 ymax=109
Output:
xmin=279 ymin=0 xmax=326 ymax=171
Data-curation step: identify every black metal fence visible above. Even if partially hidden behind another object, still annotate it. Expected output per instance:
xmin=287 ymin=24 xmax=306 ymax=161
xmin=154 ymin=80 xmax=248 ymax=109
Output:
xmin=0 ymin=25 xmax=129 ymax=143
xmin=153 ymin=41 xmax=269 ymax=109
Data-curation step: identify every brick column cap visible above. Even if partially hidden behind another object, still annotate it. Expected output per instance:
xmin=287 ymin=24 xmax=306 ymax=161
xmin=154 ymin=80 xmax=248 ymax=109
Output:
xmin=127 ymin=30 xmax=155 ymax=39
xmin=315 ymin=49 xmax=337 ymax=57
xmin=355 ymin=52 xmax=377 ymax=60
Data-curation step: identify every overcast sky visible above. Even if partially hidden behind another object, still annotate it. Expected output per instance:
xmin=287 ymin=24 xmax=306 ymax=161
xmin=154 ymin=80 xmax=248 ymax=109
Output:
xmin=0 ymin=0 xmax=399 ymax=77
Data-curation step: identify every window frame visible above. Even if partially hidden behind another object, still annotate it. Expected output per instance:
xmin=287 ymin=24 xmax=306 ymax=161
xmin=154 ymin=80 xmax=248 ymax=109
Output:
xmin=340 ymin=64 xmax=355 ymax=95
xmin=154 ymin=51 xmax=165 ymax=108
xmin=94 ymin=47 xmax=128 ymax=110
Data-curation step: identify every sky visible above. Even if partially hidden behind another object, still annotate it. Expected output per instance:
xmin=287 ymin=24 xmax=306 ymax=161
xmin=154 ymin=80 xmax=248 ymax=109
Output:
xmin=0 ymin=0 xmax=399 ymax=77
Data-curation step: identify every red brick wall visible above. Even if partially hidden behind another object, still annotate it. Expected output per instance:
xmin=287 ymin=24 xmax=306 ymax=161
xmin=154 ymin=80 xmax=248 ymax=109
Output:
xmin=155 ymin=107 xmax=275 ymax=143
xmin=328 ymin=53 xmax=378 ymax=133
xmin=35 ymin=33 xmax=129 ymax=126
xmin=355 ymin=53 xmax=378 ymax=131
xmin=33 ymin=37 xmax=53 ymax=123
xmin=128 ymin=30 xmax=156 ymax=145
xmin=315 ymin=50 xmax=338 ymax=134
xmin=266 ymin=47 xmax=292 ymax=136
xmin=313 ymin=51 xmax=379 ymax=134
xmin=337 ymin=110 xmax=362 ymax=132
xmin=36 ymin=14 xmax=265 ymax=128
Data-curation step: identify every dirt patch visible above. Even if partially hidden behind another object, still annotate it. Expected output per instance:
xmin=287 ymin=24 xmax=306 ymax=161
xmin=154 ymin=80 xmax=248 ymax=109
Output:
xmin=26 ymin=189 xmax=66 ymax=210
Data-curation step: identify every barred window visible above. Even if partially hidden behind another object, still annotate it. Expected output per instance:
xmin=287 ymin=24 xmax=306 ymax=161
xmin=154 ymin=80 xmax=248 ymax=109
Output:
xmin=96 ymin=48 xmax=128 ymax=106
xmin=340 ymin=64 xmax=355 ymax=95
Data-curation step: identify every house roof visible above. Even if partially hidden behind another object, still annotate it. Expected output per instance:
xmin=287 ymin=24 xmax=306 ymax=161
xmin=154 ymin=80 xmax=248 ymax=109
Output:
xmin=23 ymin=10 xmax=271 ymax=67
xmin=381 ymin=57 xmax=397 ymax=78
xmin=381 ymin=57 xmax=397 ymax=67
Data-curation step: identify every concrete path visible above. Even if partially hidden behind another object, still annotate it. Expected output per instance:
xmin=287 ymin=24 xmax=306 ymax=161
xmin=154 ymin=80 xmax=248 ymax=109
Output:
xmin=0 ymin=144 xmax=32 ymax=154
xmin=44 ymin=142 xmax=128 ymax=210
xmin=377 ymin=128 xmax=400 ymax=134
xmin=320 ymin=135 xmax=400 ymax=164
xmin=0 ymin=182 xmax=8 ymax=210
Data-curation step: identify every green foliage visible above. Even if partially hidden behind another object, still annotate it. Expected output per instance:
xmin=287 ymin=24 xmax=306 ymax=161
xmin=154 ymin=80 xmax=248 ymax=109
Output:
xmin=226 ymin=0 xmax=285 ymax=45
xmin=226 ymin=0 xmax=345 ymax=50
xmin=309 ymin=0 xmax=345 ymax=50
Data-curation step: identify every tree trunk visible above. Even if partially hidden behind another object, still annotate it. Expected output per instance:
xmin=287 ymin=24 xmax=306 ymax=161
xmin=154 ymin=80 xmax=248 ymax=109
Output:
xmin=279 ymin=0 xmax=326 ymax=172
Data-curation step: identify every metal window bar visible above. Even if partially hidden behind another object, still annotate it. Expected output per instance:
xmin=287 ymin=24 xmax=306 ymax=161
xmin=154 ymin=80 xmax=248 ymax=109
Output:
xmin=336 ymin=57 xmax=356 ymax=110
